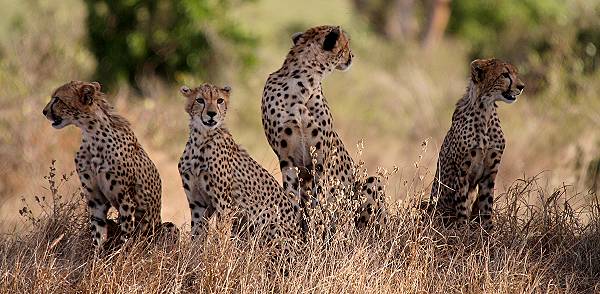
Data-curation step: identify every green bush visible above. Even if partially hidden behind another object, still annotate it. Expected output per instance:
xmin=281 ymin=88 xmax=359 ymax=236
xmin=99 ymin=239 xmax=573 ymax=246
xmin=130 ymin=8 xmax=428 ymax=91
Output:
xmin=85 ymin=0 xmax=256 ymax=90
xmin=447 ymin=0 xmax=600 ymax=95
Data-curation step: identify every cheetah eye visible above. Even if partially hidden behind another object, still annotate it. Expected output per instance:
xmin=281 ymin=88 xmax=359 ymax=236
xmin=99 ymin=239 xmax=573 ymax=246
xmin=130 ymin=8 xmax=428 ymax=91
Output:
xmin=501 ymin=72 xmax=510 ymax=78
xmin=217 ymin=98 xmax=224 ymax=104
xmin=195 ymin=97 xmax=205 ymax=104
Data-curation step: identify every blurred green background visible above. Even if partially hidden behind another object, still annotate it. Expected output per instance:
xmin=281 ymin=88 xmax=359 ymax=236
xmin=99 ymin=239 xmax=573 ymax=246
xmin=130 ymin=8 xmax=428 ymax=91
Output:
xmin=0 ymin=0 xmax=598 ymax=225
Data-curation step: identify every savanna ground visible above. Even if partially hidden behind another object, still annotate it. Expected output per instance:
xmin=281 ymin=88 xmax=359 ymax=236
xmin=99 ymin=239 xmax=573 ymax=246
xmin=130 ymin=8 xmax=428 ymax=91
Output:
xmin=0 ymin=0 xmax=599 ymax=292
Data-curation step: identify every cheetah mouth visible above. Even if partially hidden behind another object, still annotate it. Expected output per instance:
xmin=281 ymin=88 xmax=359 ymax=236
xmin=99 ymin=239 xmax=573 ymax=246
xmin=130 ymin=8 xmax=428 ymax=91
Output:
xmin=51 ymin=117 xmax=63 ymax=127
xmin=502 ymin=92 xmax=517 ymax=101
xmin=203 ymin=119 xmax=217 ymax=127
xmin=336 ymin=58 xmax=353 ymax=71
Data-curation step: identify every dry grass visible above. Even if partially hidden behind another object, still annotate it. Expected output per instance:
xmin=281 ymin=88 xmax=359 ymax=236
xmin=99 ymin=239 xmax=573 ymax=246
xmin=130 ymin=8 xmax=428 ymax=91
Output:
xmin=1 ymin=165 xmax=599 ymax=293
xmin=1 ymin=0 xmax=599 ymax=227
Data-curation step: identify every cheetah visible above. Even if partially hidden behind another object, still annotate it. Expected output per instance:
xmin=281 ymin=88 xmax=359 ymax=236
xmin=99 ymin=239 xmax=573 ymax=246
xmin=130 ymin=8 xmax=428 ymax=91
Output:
xmin=430 ymin=58 xmax=525 ymax=230
xmin=42 ymin=81 xmax=175 ymax=247
xmin=261 ymin=25 xmax=386 ymax=232
xmin=178 ymin=83 xmax=303 ymax=248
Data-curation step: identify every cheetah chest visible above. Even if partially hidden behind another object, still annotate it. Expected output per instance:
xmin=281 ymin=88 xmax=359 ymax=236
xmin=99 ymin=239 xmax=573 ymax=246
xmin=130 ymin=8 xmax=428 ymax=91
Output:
xmin=79 ymin=142 xmax=126 ymax=204
xmin=467 ymin=151 xmax=486 ymax=185
xmin=464 ymin=136 xmax=502 ymax=185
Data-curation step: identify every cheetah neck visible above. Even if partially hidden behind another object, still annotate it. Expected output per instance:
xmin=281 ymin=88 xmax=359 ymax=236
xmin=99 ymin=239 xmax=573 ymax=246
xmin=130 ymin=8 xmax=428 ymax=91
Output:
xmin=79 ymin=114 xmax=137 ymax=150
xmin=78 ymin=106 xmax=135 ymax=139
xmin=278 ymin=54 xmax=334 ymax=81
xmin=455 ymin=81 xmax=498 ymax=126
xmin=273 ymin=60 xmax=329 ymax=103
xmin=78 ymin=115 xmax=110 ymax=135
xmin=188 ymin=124 xmax=228 ymax=144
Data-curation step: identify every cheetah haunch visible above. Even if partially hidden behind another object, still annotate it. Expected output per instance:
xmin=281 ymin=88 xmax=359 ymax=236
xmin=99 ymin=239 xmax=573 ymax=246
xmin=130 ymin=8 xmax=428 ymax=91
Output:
xmin=431 ymin=59 xmax=525 ymax=230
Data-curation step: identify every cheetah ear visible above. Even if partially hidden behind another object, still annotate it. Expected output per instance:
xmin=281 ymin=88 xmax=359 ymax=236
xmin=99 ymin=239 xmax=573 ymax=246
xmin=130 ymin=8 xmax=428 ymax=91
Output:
xmin=180 ymin=86 xmax=192 ymax=97
xmin=222 ymin=85 xmax=232 ymax=93
xmin=291 ymin=32 xmax=303 ymax=45
xmin=323 ymin=27 xmax=340 ymax=51
xmin=470 ymin=59 xmax=487 ymax=83
xmin=79 ymin=83 xmax=96 ymax=105
xmin=90 ymin=81 xmax=101 ymax=92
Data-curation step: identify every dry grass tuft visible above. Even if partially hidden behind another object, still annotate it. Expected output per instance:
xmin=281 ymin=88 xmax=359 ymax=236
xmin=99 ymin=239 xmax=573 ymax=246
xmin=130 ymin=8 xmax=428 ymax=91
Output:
xmin=1 ymin=166 xmax=599 ymax=293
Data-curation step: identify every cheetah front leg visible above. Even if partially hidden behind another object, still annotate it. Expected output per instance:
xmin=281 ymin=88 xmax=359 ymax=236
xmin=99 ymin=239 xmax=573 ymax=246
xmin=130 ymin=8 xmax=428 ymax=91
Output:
xmin=181 ymin=170 xmax=215 ymax=239
xmin=278 ymin=105 xmax=327 ymax=205
xmin=132 ymin=190 xmax=161 ymax=237
xmin=454 ymin=148 xmax=486 ymax=227
xmin=355 ymin=176 xmax=387 ymax=229
xmin=107 ymin=184 xmax=139 ymax=244
xmin=471 ymin=174 xmax=496 ymax=230
xmin=471 ymin=150 xmax=502 ymax=230
xmin=75 ymin=158 xmax=110 ymax=248
xmin=82 ymin=181 xmax=110 ymax=247
xmin=190 ymin=199 xmax=216 ymax=239
xmin=453 ymin=175 xmax=471 ymax=227
xmin=94 ymin=167 xmax=139 ymax=245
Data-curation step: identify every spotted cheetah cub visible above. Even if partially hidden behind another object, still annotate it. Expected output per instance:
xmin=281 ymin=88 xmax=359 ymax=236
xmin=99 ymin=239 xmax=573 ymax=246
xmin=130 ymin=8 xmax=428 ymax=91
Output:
xmin=261 ymin=25 xmax=387 ymax=232
xmin=178 ymin=84 xmax=303 ymax=246
xmin=431 ymin=59 xmax=524 ymax=230
xmin=42 ymin=81 xmax=174 ymax=248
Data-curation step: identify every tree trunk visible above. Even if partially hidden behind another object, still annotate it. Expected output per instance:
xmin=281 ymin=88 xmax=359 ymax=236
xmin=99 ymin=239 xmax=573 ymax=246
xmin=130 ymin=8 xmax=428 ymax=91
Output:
xmin=422 ymin=0 xmax=452 ymax=48
xmin=385 ymin=0 xmax=418 ymax=42
xmin=352 ymin=0 xmax=419 ymax=43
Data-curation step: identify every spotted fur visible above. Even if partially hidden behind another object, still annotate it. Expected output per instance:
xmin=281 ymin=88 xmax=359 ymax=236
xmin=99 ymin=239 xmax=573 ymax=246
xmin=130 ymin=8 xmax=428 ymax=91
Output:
xmin=261 ymin=25 xmax=386 ymax=232
xmin=42 ymin=81 xmax=175 ymax=248
xmin=178 ymin=84 xmax=303 ymax=249
xmin=431 ymin=59 xmax=525 ymax=230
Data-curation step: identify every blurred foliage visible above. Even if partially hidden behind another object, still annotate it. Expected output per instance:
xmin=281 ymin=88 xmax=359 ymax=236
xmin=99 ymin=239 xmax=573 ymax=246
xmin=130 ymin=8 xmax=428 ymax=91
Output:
xmin=0 ymin=0 xmax=94 ymax=90
xmin=351 ymin=0 xmax=422 ymax=42
xmin=84 ymin=0 xmax=257 ymax=90
xmin=447 ymin=0 xmax=600 ymax=95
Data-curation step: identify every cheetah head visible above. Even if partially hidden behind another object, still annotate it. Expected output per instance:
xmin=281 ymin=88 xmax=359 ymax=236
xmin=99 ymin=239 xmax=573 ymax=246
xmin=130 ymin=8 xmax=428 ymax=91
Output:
xmin=290 ymin=25 xmax=354 ymax=72
xmin=471 ymin=58 xmax=525 ymax=104
xmin=42 ymin=81 xmax=102 ymax=129
xmin=180 ymin=83 xmax=231 ymax=130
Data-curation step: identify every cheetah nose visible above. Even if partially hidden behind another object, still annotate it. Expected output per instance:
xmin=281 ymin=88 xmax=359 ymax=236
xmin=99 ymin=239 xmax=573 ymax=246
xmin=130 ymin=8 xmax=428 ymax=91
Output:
xmin=207 ymin=111 xmax=217 ymax=118
xmin=42 ymin=108 xmax=48 ymax=116
xmin=517 ymin=84 xmax=525 ymax=91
